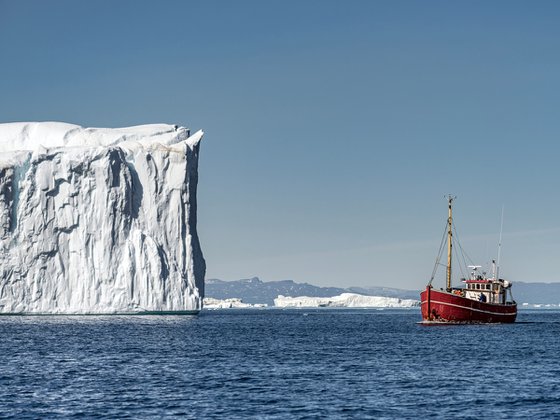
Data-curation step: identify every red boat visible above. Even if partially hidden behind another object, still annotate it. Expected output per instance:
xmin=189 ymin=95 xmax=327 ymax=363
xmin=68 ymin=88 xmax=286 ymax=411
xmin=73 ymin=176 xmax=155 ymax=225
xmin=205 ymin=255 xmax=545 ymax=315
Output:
xmin=420 ymin=197 xmax=517 ymax=323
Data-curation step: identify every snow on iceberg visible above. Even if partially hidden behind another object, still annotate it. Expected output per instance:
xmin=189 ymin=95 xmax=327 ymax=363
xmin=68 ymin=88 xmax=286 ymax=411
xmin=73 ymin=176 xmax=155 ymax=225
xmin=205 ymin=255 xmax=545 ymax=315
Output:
xmin=203 ymin=297 xmax=268 ymax=309
xmin=0 ymin=122 xmax=205 ymax=314
xmin=274 ymin=293 xmax=419 ymax=308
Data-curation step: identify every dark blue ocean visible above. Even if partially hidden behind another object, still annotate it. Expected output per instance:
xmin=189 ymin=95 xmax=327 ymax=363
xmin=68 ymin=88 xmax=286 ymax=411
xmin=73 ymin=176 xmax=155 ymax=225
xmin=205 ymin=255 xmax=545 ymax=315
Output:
xmin=1 ymin=309 xmax=559 ymax=419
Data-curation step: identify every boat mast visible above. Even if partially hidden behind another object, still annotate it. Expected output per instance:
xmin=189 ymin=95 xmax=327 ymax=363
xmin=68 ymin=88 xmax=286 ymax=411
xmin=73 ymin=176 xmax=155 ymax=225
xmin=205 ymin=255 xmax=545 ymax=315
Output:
xmin=446 ymin=195 xmax=454 ymax=292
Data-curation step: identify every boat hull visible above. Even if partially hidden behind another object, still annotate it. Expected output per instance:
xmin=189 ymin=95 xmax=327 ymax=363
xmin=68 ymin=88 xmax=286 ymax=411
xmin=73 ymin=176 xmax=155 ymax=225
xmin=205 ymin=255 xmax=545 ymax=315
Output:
xmin=420 ymin=286 xmax=517 ymax=323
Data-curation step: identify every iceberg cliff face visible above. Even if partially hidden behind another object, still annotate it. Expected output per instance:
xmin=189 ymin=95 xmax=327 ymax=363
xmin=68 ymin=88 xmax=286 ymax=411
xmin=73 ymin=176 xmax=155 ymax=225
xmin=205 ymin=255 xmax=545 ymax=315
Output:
xmin=0 ymin=122 xmax=205 ymax=314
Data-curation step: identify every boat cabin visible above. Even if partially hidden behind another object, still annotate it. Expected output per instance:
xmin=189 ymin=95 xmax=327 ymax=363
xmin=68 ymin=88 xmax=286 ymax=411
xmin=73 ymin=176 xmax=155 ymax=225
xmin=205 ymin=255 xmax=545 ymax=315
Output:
xmin=459 ymin=266 xmax=514 ymax=305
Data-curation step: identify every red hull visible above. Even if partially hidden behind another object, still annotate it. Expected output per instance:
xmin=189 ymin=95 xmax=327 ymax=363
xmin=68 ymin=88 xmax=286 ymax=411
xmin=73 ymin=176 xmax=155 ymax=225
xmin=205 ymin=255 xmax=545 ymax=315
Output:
xmin=420 ymin=286 xmax=517 ymax=323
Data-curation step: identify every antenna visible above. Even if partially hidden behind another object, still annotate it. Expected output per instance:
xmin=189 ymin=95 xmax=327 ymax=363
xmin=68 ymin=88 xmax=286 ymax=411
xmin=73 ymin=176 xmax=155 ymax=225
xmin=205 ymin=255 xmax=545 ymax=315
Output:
xmin=496 ymin=206 xmax=504 ymax=281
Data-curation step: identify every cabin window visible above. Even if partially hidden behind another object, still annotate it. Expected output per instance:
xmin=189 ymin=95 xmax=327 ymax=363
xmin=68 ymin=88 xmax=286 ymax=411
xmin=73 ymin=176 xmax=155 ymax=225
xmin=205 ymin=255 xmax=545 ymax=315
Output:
xmin=476 ymin=284 xmax=480 ymax=290
xmin=486 ymin=285 xmax=490 ymax=290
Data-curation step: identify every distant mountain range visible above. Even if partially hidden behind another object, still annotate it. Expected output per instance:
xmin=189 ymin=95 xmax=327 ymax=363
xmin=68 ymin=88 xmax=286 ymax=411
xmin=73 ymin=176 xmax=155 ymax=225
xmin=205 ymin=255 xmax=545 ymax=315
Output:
xmin=510 ymin=282 xmax=560 ymax=306
xmin=205 ymin=278 xmax=560 ymax=306
xmin=205 ymin=277 xmax=419 ymax=306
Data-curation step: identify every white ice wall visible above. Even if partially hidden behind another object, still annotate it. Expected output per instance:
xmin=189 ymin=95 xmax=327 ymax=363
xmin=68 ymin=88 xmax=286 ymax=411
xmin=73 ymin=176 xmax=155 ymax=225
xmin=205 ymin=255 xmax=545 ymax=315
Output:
xmin=0 ymin=122 xmax=205 ymax=314
xmin=274 ymin=293 xmax=419 ymax=308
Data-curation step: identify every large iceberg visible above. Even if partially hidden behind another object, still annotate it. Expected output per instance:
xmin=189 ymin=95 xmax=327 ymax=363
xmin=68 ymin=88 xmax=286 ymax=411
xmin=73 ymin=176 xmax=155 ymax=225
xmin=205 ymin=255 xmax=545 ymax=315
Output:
xmin=0 ymin=122 xmax=205 ymax=314
xmin=274 ymin=293 xmax=419 ymax=308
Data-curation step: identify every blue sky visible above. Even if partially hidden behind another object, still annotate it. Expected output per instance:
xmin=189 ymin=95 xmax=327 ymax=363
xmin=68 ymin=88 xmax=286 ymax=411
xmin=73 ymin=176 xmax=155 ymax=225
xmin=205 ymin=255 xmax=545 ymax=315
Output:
xmin=1 ymin=0 xmax=559 ymax=289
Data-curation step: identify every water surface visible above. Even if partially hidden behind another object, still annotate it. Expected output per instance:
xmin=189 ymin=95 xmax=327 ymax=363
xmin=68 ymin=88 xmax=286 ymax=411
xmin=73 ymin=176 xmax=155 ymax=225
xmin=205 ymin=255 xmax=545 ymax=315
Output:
xmin=1 ymin=309 xmax=559 ymax=418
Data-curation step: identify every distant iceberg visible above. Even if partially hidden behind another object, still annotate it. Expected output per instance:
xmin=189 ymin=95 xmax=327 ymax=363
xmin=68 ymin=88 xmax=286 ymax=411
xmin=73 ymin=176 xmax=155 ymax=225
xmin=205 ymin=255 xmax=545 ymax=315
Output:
xmin=274 ymin=293 xmax=419 ymax=308
xmin=203 ymin=297 xmax=268 ymax=309
xmin=0 ymin=122 xmax=205 ymax=314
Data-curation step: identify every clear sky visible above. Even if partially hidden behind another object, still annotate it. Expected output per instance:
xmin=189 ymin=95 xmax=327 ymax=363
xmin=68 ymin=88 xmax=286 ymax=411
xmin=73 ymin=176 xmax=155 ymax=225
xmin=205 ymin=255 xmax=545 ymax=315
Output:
xmin=1 ymin=0 xmax=559 ymax=289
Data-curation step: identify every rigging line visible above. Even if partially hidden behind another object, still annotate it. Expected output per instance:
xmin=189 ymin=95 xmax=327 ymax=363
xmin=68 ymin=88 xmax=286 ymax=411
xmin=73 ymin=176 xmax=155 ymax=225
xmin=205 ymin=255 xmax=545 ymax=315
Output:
xmin=451 ymin=222 xmax=476 ymax=284
xmin=431 ymin=219 xmax=448 ymax=278
xmin=453 ymin=243 xmax=467 ymax=281
xmin=452 ymin=222 xmax=475 ymax=266
xmin=429 ymin=219 xmax=449 ymax=285
xmin=456 ymin=238 xmax=472 ymax=282
xmin=455 ymin=227 xmax=470 ymax=279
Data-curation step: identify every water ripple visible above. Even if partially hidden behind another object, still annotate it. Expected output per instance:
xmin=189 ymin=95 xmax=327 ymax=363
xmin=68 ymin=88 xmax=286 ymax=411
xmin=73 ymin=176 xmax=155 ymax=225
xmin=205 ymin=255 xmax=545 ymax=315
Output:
xmin=0 ymin=310 xmax=559 ymax=418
